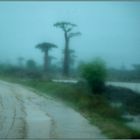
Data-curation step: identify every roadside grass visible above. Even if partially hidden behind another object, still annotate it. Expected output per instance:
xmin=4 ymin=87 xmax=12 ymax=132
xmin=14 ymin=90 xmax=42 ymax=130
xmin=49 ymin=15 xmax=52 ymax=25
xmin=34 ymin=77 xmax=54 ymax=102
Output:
xmin=105 ymin=85 xmax=140 ymax=115
xmin=17 ymin=79 xmax=140 ymax=138
xmin=0 ymin=75 xmax=140 ymax=138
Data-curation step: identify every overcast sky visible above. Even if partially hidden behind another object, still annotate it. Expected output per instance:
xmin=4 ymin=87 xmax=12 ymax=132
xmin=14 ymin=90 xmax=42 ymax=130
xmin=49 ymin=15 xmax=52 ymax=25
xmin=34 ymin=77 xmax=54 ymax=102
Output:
xmin=0 ymin=1 xmax=140 ymax=69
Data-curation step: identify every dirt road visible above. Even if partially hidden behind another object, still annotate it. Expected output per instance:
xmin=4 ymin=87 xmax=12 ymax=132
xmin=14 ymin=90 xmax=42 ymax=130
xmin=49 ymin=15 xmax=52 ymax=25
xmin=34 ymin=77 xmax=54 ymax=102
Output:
xmin=0 ymin=80 xmax=106 ymax=139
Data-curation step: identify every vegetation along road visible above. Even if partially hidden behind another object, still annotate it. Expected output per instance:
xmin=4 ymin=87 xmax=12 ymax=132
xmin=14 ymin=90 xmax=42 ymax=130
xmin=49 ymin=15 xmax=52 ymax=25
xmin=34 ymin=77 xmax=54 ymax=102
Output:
xmin=0 ymin=80 xmax=106 ymax=139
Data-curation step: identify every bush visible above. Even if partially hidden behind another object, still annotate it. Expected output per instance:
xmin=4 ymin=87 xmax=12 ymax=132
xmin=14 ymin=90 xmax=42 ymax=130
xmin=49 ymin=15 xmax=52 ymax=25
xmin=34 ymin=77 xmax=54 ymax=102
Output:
xmin=80 ymin=58 xmax=107 ymax=94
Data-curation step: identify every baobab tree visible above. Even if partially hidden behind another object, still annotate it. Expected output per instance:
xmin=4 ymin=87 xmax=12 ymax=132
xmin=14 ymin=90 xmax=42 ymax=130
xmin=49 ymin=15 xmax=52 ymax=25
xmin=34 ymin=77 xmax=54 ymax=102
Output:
xmin=36 ymin=42 xmax=57 ymax=73
xmin=48 ymin=56 xmax=56 ymax=69
xmin=69 ymin=49 xmax=76 ymax=66
xmin=54 ymin=22 xmax=81 ymax=77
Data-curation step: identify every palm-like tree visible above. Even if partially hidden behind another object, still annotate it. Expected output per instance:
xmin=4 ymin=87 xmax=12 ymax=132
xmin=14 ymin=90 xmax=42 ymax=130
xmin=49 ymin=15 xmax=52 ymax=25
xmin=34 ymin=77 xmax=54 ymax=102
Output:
xmin=36 ymin=42 xmax=57 ymax=73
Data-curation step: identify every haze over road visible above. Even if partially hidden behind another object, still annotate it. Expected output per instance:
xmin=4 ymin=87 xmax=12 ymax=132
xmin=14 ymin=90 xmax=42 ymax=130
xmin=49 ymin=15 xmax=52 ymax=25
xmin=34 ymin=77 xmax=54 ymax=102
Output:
xmin=0 ymin=80 xmax=106 ymax=139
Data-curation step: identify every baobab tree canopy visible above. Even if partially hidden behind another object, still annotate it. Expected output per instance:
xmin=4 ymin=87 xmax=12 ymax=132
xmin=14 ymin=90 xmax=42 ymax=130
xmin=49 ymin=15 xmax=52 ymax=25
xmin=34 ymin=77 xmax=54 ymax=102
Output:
xmin=54 ymin=22 xmax=81 ymax=38
xmin=54 ymin=22 xmax=76 ymax=31
xmin=36 ymin=42 xmax=57 ymax=52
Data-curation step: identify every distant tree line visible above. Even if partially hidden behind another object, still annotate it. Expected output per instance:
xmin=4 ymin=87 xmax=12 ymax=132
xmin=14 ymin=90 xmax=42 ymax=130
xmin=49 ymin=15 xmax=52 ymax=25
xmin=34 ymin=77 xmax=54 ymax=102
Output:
xmin=108 ymin=64 xmax=140 ymax=82
xmin=0 ymin=59 xmax=41 ymax=79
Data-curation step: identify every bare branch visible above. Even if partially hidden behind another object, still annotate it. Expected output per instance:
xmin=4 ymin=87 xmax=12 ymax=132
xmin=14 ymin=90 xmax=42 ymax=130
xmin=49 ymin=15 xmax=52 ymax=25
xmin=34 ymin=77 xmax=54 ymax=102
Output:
xmin=68 ymin=32 xmax=81 ymax=38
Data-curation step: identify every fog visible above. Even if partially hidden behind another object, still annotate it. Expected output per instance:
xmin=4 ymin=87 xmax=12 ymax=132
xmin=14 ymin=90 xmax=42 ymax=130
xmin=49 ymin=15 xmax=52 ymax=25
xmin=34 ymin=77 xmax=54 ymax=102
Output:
xmin=0 ymin=1 xmax=140 ymax=69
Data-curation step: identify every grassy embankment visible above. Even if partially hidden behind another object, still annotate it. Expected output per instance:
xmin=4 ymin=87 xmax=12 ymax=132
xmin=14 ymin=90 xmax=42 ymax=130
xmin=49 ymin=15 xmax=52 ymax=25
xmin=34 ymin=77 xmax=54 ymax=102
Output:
xmin=0 ymin=75 xmax=140 ymax=138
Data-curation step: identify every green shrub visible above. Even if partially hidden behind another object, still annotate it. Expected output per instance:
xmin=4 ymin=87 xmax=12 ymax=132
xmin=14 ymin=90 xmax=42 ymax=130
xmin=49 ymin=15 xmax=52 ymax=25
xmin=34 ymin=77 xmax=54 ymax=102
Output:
xmin=80 ymin=58 xmax=107 ymax=94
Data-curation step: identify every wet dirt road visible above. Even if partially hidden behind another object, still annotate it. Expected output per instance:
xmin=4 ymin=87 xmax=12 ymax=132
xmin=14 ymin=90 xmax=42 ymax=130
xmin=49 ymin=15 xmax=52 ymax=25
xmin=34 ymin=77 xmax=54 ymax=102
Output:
xmin=0 ymin=80 xmax=106 ymax=139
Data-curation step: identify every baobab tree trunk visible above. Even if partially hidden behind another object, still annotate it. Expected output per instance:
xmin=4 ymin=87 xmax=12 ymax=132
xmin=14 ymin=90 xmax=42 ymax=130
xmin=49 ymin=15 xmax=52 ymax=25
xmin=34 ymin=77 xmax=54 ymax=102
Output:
xmin=44 ymin=50 xmax=49 ymax=73
xmin=63 ymin=32 xmax=70 ymax=77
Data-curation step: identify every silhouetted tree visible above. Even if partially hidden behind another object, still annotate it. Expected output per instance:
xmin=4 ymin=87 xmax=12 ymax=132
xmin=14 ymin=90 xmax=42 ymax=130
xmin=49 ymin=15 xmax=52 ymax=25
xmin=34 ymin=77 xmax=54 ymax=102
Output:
xmin=54 ymin=22 xmax=81 ymax=77
xmin=26 ymin=59 xmax=37 ymax=71
xmin=36 ymin=42 xmax=57 ymax=73
xmin=69 ymin=49 xmax=76 ymax=66
xmin=48 ymin=56 xmax=56 ymax=69
xmin=25 ymin=59 xmax=42 ymax=79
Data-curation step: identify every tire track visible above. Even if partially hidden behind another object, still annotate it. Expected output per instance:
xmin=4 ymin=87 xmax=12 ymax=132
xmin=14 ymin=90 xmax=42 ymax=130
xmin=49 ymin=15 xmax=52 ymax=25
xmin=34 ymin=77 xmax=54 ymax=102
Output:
xmin=5 ymin=107 xmax=16 ymax=138
xmin=0 ymin=80 xmax=107 ymax=139
xmin=0 ymin=82 xmax=27 ymax=139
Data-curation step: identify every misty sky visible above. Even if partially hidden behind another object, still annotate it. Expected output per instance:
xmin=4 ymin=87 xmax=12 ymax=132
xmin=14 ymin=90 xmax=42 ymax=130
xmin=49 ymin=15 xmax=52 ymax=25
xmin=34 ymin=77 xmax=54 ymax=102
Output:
xmin=0 ymin=1 xmax=140 ymax=69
